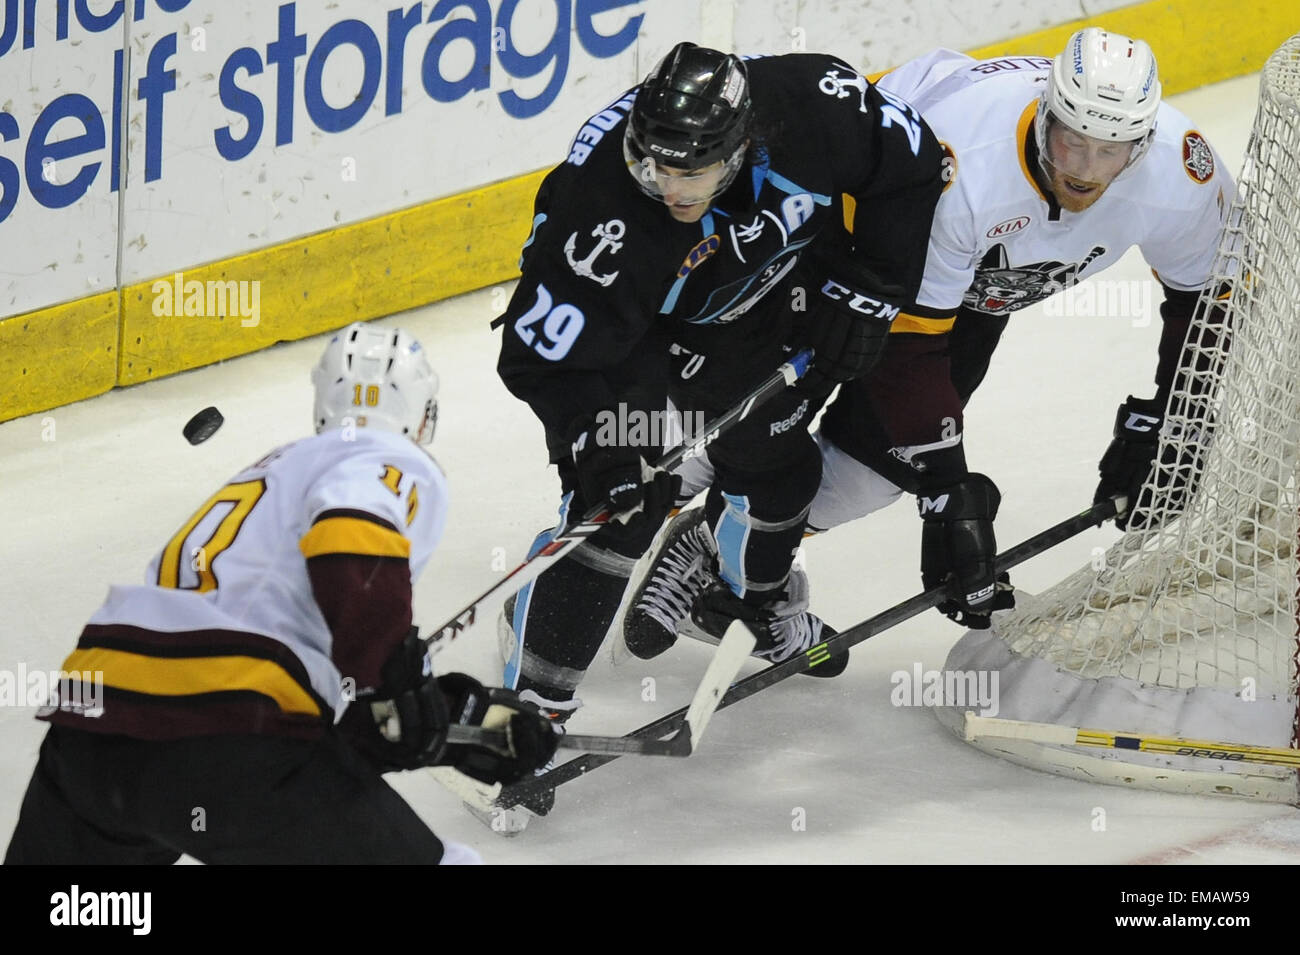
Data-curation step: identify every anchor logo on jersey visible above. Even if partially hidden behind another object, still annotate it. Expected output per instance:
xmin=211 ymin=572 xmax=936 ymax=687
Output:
xmin=817 ymin=63 xmax=870 ymax=113
xmin=964 ymin=243 xmax=1105 ymax=314
xmin=565 ymin=219 xmax=626 ymax=286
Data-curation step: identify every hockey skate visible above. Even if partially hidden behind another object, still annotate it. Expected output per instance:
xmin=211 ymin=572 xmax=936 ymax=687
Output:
xmin=690 ymin=574 xmax=850 ymax=678
xmin=622 ymin=508 xmax=719 ymax=660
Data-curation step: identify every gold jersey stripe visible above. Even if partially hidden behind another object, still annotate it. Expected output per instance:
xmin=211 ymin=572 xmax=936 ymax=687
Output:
xmin=63 ymin=647 xmax=321 ymax=717
xmin=1015 ymin=99 xmax=1050 ymax=203
xmin=891 ymin=313 xmax=956 ymax=335
xmin=299 ymin=515 xmax=411 ymax=559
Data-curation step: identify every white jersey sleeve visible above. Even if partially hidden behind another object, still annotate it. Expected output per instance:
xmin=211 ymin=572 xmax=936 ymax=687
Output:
xmin=876 ymin=49 xmax=972 ymax=110
xmin=1134 ymin=112 xmax=1235 ymax=291
xmin=300 ymin=431 xmax=448 ymax=581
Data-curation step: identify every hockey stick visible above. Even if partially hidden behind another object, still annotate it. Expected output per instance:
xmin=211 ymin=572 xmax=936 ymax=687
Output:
xmin=445 ymin=620 xmax=757 ymax=757
xmin=490 ymin=495 xmax=1128 ymax=809
xmin=422 ymin=349 xmax=814 ymax=654
xmin=962 ymin=713 xmax=1300 ymax=769
xmin=431 ymin=622 xmax=757 ymax=815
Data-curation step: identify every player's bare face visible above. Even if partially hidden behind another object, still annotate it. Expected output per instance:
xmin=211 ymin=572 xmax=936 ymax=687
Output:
xmin=655 ymin=161 xmax=729 ymax=222
xmin=1044 ymin=125 xmax=1134 ymax=212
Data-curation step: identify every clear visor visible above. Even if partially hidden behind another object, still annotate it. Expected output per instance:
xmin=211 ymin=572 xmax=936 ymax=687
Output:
xmin=623 ymin=138 xmax=747 ymax=208
xmin=1036 ymin=111 xmax=1150 ymax=186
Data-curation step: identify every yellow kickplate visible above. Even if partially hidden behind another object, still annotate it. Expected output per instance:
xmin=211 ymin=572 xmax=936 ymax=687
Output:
xmin=0 ymin=291 xmax=118 ymax=424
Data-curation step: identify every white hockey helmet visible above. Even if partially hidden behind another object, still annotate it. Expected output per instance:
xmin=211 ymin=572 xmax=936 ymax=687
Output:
xmin=1035 ymin=27 xmax=1161 ymax=178
xmin=312 ymin=322 xmax=439 ymax=445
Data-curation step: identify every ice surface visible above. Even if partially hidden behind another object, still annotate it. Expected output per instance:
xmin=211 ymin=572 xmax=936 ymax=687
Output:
xmin=2 ymin=73 xmax=1295 ymax=865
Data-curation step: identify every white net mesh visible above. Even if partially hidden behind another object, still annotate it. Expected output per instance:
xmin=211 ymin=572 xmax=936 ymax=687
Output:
xmin=941 ymin=37 xmax=1300 ymax=794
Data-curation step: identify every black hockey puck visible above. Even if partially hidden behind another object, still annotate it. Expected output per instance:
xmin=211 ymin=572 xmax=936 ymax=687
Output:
xmin=183 ymin=407 xmax=224 ymax=445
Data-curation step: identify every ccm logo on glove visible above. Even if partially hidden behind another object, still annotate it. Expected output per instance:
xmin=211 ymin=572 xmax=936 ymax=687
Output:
xmin=819 ymin=280 xmax=901 ymax=321
xmin=1123 ymin=411 xmax=1161 ymax=433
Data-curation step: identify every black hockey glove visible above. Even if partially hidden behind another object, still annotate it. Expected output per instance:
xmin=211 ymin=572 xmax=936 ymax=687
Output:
xmin=1094 ymin=395 xmax=1164 ymax=531
xmin=432 ymin=674 xmax=561 ymax=786
xmin=795 ymin=255 xmax=903 ymax=395
xmin=568 ymin=412 xmax=680 ymax=525
xmin=1094 ymin=394 xmax=1207 ymax=531
xmin=919 ymin=474 xmax=1015 ymax=629
xmin=340 ymin=627 xmax=449 ymax=772
xmin=344 ymin=630 xmax=559 ymax=781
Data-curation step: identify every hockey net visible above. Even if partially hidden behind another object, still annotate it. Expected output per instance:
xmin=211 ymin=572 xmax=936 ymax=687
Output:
xmin=937 ymin=35 xmax=1300 ymax=803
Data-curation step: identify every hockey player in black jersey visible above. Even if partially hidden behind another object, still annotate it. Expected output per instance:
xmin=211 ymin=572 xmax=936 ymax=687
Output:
xmin=493 ymin=41 xmax=944 ymax=816
xmin=627 ymin=29 xmax=1234 ymax=657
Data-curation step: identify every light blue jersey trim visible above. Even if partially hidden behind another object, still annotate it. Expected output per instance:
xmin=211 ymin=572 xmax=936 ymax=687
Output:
xmin=764 ymin=169 xmax=831 ymax=205
xmin=518 ymin=213 xmax=547 ymax=270
xmin=715 ymin=492 xmax=753 ymax=598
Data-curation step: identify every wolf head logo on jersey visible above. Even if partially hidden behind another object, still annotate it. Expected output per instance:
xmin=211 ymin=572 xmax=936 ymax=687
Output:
xmin=964 ymin=243 xmax=1105 ymax=314
xmin=1182 ymin=131 xmax=1215 ymax=184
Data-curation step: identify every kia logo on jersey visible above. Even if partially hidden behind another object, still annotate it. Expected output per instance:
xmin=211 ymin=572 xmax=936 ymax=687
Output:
xmin=986 ymin=216 xmax=1031 ymax=238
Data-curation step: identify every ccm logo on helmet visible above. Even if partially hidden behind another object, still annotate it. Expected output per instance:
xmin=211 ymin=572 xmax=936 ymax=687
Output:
xmin=649 ymin=143 xmax=689 ymax=158
xmin=819 ymin=280 xmax=901 ymax=320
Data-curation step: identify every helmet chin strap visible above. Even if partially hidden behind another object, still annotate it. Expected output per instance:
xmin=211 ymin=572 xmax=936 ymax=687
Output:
xmin=418 ymin=401 xmax=439 ymax=446
xmin=708 ymin=143 xmax=748 ymax=200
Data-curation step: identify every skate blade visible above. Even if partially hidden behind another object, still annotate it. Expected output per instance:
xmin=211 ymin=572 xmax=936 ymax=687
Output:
xmin=464 ymin=801 xmax=533 ymax=837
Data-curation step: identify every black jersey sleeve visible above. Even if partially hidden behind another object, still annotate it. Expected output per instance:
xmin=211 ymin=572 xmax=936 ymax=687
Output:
xmin=496 ymin=169 xmax=673 ymax=460
xmin=798 ymin=57 xmax=945 ymax=304
xmin=844 ymin=86 xmax=945 ymax=302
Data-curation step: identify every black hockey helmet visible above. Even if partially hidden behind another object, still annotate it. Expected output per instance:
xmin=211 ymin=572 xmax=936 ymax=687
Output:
xmin=624 ymin=42 xmax=752 ymax=173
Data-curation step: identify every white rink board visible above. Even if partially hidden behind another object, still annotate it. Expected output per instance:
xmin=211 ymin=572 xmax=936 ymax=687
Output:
xmin=117 ymin=0 xmax=688 ymax=284
xmin=0 ymin=12 xmax=122 ymax=317
xmin=730 ymin=0 xmax=1137 ymax=69
xmin=5 ymin=0 xmax=1148 ymax=318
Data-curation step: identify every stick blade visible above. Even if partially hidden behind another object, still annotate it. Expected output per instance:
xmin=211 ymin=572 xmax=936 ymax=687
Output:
xmin=963 ymin=712 xmax=1079 ymax=745
xmin=681 ymin=620 xmax=757 ymax=753
xmin=427 ymin=765 xmax=501 ymax=813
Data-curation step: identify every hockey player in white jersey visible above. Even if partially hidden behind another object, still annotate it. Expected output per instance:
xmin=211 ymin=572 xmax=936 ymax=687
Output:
xmin=4 ymin=323 xmax=558 ymax=865
xmin=625 ymin=27 xmax=1233 ymax=655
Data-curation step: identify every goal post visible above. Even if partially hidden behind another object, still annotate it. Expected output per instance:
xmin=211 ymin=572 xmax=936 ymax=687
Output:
xmin=936 ymin=35 xmax=1300 ymax=804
